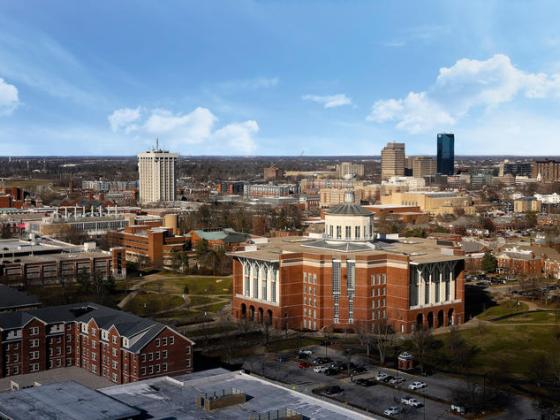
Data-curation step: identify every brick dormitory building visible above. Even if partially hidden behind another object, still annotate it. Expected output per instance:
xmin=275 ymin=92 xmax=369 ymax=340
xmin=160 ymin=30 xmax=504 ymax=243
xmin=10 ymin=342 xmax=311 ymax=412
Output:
xmin=0 ymin=303 xmax=194 ymax=383
xmin=231 ymin=191 xmax=465 ymax=334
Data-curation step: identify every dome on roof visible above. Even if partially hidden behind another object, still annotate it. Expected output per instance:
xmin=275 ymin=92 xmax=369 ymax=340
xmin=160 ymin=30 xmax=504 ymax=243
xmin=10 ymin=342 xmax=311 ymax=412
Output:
xmin=326 ymin=203 xmax=372 ymax=216
xmin=323 ymin=190 xmax=374 ymax=242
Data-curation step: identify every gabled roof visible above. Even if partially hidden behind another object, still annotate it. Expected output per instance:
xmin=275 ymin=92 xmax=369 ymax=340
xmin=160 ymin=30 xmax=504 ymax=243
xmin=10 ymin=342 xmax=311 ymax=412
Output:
xmin=0 ymin=302 xmax=191 ymax=354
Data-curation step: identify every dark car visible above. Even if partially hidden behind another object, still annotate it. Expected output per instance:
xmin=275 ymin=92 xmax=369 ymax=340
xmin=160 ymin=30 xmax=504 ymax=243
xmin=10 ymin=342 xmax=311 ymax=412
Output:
xmin=352 ymin=366 xmax=367 ymax=374
xmin=312 ymin=357 xmax=332 ymax=365
xmin=382 ymin=375 xmax=395 ymax=383
xmin=323 ymin=385 xmax=343 ymax=395
xmin=355 ymin=378 xmax=376 ymax=387
xmin=278 ymin=356 xmax=289 ymax=363
xmin=330 ymin=361 xmax=346 ymax=371
xmin=324 ymin=367 xmax=339 ymax=376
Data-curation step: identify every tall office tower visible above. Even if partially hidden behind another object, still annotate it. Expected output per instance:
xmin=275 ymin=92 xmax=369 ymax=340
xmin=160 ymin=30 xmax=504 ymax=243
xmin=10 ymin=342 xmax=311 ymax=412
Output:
xmin=381 ymin=142 xmax=405 ymax=180
xmin=336 ymin=162 xmax=365 ymax=178
xmin=437 ymin=133 xmax=455 ymax=175
xmin=138 ymin=141 xmax=178 ymax=204
xmin=411 ymin=156 xmax=437 ymax=178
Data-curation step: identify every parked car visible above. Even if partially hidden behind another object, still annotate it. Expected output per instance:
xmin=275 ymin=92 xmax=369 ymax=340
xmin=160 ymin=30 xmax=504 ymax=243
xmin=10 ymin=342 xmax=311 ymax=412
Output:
xmin=389 ymin=377 xmax=405 ymax=385
xmin=375 ymin=371 xmax=389 ymax=381
xmin=408 ymin=381 xmax=427 ymax=390
xmin=401 ymin=396 xmax=423 ymax=407
xmin=382 ymin=375 xmax=395 ymax=383
xmin=329 ymin=361 xmax=346 ymax=371
xmin=277 ymin=356 xmax=289 ymax=363
xmin=450 ymin=404 xmax=466 ymax=415
xmin=351 ymin=366 xmax=367 ymax=374
xmin=323 ymin=385 xmax=343 ymax=395
xmin=313 ymin=365 xmax=329 ymax=373
xmin=384 ymin=406 xmax=402 ymax=416
xmin=324 ymin=367 xmax=339 ymax=376
xmin=298 ymin=349 xmax=313 ymax=358
xmin=355 ymin=378 xmax=376 ymax=387
xmin=312 ymin=357 xmax=332 ymax=365
xmin=298 ymin=361 xmax=311 ymax=369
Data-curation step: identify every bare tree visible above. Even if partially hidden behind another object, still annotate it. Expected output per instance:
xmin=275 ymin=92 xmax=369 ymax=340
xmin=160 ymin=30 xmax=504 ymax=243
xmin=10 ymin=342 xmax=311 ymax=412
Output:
xmin=410 ymin=327 xmax=433 ymax=374
xmin=368 ymin=319 xmax=395 ymax=365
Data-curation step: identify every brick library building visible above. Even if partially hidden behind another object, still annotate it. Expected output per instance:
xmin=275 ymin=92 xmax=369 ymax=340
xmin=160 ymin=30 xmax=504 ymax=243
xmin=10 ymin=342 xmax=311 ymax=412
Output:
xmin=231 ymin=191 xmax=465 ymax=334
xmin=0 ymin=303 xmax=194 ymax=383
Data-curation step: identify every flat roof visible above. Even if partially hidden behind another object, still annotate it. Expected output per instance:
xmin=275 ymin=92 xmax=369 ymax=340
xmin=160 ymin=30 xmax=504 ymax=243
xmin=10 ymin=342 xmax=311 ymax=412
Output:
xmin=0 ymin=285 xmax=40 ymax=310
xmin=101 ymin=369 xmax=372 ymax=419
xmin=230 ymin=235 xmax=463 ymax=264
xmin=0 ymin=381 xmax=140 ymax=420
xmin=0 ymin=366 xmax=113 ymax=392
xmin=3 ymin=250 xmax=111 ymax=264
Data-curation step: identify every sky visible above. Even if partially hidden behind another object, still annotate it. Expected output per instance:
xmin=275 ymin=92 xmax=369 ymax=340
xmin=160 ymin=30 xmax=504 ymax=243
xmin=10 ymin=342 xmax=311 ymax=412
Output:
xmin=1 ymin=1 xmax=560 ymax=156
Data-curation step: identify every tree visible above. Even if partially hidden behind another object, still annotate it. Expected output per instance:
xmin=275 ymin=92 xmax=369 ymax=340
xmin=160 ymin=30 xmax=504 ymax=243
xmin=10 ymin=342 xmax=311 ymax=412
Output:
xmin=0 ymin=224 xmax=12 ymax=239
xmin=410 ymin=327 xmax=433 ymax=374
xmin=479 ymin=217 xmax=496 ymax=233
xmin=525 ymin=212 xmax=538 ymax=229
xmin=372 ymin=319 xmax=395 ymax=366
xmin=446 ymin=326 xmax=479 ymax=372
xmin=481 ymin=252 xmax=497 ymax=274
xmin=76 ymin=268 xmax=91 ymax=294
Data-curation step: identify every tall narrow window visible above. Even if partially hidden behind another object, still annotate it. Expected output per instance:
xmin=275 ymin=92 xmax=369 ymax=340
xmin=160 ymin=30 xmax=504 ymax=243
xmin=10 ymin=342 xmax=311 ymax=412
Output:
xmin=332 ymin=261 xmax=341 ymax=322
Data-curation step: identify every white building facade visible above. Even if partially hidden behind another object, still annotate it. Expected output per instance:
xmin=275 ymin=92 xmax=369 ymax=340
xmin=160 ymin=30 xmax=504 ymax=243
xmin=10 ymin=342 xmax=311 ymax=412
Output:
xmin=138 ymin=149 xmax=177 ymax=204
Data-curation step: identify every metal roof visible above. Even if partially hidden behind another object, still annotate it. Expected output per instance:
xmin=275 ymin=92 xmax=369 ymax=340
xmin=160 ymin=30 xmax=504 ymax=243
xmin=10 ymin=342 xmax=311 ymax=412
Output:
xmin=0 ymin=381 xmax=141 ymax=420
xmin=325 ymin=203 xmax=372 ymax=216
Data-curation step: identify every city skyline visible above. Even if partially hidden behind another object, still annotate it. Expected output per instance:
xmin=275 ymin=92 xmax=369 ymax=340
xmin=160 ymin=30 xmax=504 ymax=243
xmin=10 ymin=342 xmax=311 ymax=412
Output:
xmin=2 ymin=1 xmax=560 ymax=156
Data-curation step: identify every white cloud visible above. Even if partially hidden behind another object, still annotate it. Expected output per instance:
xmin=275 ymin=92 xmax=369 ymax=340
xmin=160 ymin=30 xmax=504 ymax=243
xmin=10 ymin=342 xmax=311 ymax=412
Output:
xmin=368 ymin=54 xmax=560 ymax=133
xmin=0 ymin=78 xmax=19 ymax=115
xmin=302 ymin=94 xmax=352 ymax=108
xmin=143 ymin=107 xmax=217 ymax=144
xmin=218 ymin=77 xmax=279 ymax=92
xmin=369 ymin=92 xmax=455 ymax=134
xmin=213 ymin=120 xmax=259 ymax=154
xmin=108 ymin=107 xmax=141 ymax=133
xmin=108 ymin=106 xmax=259 ymax=154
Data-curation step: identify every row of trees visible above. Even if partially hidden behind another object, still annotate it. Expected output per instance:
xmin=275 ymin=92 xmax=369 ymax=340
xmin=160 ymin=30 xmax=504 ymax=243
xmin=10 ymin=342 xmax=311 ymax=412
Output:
xmin=178 ymin=202 xmax=304 ymax=236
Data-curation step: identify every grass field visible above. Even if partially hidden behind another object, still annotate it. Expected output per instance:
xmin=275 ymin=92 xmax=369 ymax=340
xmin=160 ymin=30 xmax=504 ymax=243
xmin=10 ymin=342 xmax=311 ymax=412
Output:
xmin=129 ymin=274 xmax=233 ymax=321
xmin=446 ymin=324 xmax=560 ymax=379
xmin=124 ymin=292 xmax=184 ymax=317
xmin=477 ymin=300 xmax=528 ymax=321
xmin=495 ymin=310 xmax=560 ymax=324
xmin=143 ymin=274 xmax=232 ymax=295
xmin=3 ymin=178 xmax=52 ymax=188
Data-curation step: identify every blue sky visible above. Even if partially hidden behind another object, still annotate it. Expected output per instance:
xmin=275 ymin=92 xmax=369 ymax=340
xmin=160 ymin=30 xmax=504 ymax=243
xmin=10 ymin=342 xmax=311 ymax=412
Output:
xmin=1 ymin=1 xmax=560 ymax=156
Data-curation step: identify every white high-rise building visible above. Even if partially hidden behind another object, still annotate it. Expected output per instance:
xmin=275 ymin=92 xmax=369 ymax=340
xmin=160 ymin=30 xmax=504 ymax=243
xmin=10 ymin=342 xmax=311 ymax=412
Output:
xmin=138 ymin=141 xmax=177 ymax=204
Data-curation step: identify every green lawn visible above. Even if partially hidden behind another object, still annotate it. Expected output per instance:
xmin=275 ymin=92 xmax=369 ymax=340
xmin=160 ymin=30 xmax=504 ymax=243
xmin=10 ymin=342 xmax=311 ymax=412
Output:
xmin=124 ymin=292 xmax=184 ymax=316
xmin=477 ymin=300 xmax=529 ymax=321
xmin=495 ymin=310 xmax=560 ymax=324
xmin=188 ymin=295 xmax=216 ymax=306
xmin=440 ymin=324 xmax=560 ymax=380
xmin=143 ymin=274 xmax=232 ymax=295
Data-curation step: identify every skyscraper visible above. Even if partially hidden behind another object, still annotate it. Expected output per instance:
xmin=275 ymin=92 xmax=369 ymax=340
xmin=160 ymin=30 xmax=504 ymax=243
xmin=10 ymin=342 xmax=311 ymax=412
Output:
xmin=410 ymin=156 xmax=437 ymax=178
xmin=138 ymin=140 xmax=177 ymax=204
xmin=381 ymin=142 xmax=405 ymax=180
xmin=437 ymin=133 xmax=455 ymax=175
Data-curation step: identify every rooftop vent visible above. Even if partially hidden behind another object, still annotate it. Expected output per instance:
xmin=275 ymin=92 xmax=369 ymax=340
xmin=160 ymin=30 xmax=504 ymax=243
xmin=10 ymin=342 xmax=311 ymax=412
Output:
xmin=249 ymin=408 xmax=304 ymax=420
xmin=195 ymin=388 xmax=248 ymax=411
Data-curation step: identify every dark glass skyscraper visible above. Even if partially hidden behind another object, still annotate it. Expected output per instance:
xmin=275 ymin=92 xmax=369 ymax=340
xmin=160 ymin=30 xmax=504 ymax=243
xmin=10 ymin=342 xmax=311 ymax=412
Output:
xmin=437 ymin=133 xmax=455 ymax=175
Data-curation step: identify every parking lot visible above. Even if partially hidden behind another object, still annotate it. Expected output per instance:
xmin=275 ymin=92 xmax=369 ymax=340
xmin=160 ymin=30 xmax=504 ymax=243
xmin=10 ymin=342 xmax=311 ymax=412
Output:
xmin=241 ymin=345 xmax=540 ymax=419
